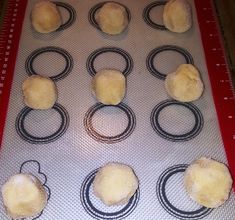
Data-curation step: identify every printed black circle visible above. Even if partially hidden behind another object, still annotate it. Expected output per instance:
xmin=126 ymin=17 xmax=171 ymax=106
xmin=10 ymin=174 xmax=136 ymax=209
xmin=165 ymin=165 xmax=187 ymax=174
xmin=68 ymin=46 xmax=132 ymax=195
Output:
xmin=89 ymin=1 xmax=131 ymax=32
xmin=55 ymin=2 xmax=76 ymax=31
xmin=157 ymin=164 xmax=213 ymax=219
xmin=84 ymin=103 xmax=136 ymax=144
xmin=86 ymin=47 xmax=133 ymax=77
xmin=143 ymin=1 xmax=167 ymax=30
xmin=146 ymin=45 xmax=194 ymax=80
xmin=80 ymin=168 xmax=140 ymax=220
xmin=150 ymin=100 xmax=203 ymax=142
xmin=25 ymin=46 xmax=73 ymax=81
xmin=16 ymin=103 xmax=69 ymax=144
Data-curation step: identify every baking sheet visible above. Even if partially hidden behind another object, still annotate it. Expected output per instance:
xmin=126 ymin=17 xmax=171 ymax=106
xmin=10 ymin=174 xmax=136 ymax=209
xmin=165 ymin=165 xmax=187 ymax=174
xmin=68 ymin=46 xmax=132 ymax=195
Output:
xmin=0 ymin=0 xmax=235 ymax=219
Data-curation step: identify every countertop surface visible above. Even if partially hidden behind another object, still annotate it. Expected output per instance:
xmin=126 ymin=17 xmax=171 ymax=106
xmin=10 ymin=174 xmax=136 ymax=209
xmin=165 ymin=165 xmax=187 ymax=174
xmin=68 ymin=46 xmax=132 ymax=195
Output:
xmin=214 ymin=0 xmax=235 ymax=86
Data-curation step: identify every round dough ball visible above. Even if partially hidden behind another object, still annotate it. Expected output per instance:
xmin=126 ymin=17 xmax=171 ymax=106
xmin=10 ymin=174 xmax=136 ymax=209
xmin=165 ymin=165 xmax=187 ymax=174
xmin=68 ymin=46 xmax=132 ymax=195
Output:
xmin=1 ymin=173 xmax=47 ymax=219
xmin=96 ymin=2 xmax=129 ymax=35
xmin=165 ymin=64 xmax=204 ymax=102
xmin=184 ymin=157 xmax=233 ymax=208
xmin=163 ymin=0 xmax=192 ymax=33
xmin=31 ymin=0 xmax=62 ymax=33
xmin=92 ymin=69 xmax=126 ymax=105
xmin=93 ymin=162 xmax=138 ymax=206
xmin=22 ymin=75 xmax=57 ymax=109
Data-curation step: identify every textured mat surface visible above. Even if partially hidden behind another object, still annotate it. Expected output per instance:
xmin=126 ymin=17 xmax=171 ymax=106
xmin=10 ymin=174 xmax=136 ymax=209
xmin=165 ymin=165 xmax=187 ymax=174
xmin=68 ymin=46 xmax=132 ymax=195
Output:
xmin=0 ymin=1 xmax=235 ymax=220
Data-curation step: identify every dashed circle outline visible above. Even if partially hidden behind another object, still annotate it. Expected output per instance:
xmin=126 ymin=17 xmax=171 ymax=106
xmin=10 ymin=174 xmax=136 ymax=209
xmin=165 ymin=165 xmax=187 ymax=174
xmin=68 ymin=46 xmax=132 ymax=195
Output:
xmin=146 ymin=45 xmax=194 ymax=80
xmin=15 ymin=103 xmax=69 ymax=144
xmin=86 ymin=47 xmax=133 ymax=77
xmin=84 ymin=103 xmax=136 ymax=144
xmin=25 ymin=46 xmax=73 ymax=81
xmin=150 ymin=100 xmax=203 ymax=142
xmin=80 ymin=168 xmax=140 ymax=220
xmin=143 ymin=1 xmax=167 ymax=30
xmin=55 ymin=2 xmax=76 ymax=31
xmin=156 ymin=164 xmax=213 ymax=219
xmin=88 ymin=1 xmax=131 ymax=32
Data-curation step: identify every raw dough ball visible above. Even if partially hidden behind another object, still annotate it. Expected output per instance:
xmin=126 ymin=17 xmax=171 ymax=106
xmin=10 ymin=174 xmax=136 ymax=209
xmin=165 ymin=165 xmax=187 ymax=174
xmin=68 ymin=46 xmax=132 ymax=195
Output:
xmin=22 ymin=75 xmax=57 ymax=109
xmin=163 ymin=0 xmax=192 ymax=33
xmin=184 ymin=157 xmax=233 ymax=208
xmin=92 ymin=69 xmax=126 ymax=105
xmin=1 ymin=173 xmax=47 ymax=219
xmin=93 ymin=162 xmax=138 ymax=206
xmin=165 ymin=64 xmax=204 ymax=102
xmin=31 ymin=0 xmax=62 ymax=33
xmin=96 ymin=2 xmax=129 ymax=35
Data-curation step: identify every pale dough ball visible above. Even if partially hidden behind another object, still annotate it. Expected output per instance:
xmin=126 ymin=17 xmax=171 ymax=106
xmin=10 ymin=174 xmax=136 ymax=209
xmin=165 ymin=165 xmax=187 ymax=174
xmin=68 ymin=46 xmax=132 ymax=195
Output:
xmin=31 ymin=0 xmax=62 ymax=33
xmin=163 ymin=0 xmax=192 ymax=33
xmin=165 ymin=64 xmax=204 ymax=102
xmin=184 ymin=157 xmax=233 ymax=208
xmin=92 ymin=69 xmax=126 ymax=105
xmin=96 ymin=2 xmax=129 ymax=35
xmin=1 ymin=173 xmax=47 ymax=219
xmin=93 ymin=162 xmax=138 ymax=206
xmin=22 ymin=75 xmax=57 ymax=109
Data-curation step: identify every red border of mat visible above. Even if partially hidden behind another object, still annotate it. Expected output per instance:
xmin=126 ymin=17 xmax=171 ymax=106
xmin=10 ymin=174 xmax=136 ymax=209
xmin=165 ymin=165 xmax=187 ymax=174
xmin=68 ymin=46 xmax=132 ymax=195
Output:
xmin=195 ymin=0 xmax=235 ymax=188
xmin=0 ymin=0 xmax=28 ymax=145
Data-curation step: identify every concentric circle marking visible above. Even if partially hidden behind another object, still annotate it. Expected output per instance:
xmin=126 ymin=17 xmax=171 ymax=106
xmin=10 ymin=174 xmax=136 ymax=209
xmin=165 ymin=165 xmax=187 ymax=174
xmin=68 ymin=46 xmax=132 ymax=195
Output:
xmin=55 ymin=2 xmax=76 ymax=31
xmin=86 ymin=47 xmax=133 ymax=77
xmin=84 ymin=103 xmax=136 ymax=144
xmin=143 ymin=1 xmax=167 ymax=30
xmin=89 ymin=1 xmax=131 ymax=32
xmin=25 ymin=46 xmax=73 ymax=81
xmin=157 ymin=164 xmax=213 ymax=219
xmin=150 ymin=100 xmax=203 ymax=142
xmin=146 ymin=45 xmax=194 ymax=80
xmin=80 ymin=168 xmax=140 ymax=220
xmin=16 ymin=103 xmax=69 ymax=144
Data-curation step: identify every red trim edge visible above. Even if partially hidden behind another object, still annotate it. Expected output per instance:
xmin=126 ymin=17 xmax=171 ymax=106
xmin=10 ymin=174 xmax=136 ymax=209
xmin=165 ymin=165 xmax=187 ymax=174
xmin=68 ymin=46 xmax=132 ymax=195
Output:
xmin=195 ymin=0 xmax=235 ymax=188
xmin=0 ymin=0 xmax=28 ymax=147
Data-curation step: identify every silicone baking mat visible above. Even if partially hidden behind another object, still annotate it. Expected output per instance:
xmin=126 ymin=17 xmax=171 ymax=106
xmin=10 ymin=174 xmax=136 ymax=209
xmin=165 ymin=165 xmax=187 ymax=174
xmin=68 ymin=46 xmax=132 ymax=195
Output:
xmin=0 ymin=0 xmax=235 ymax=219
